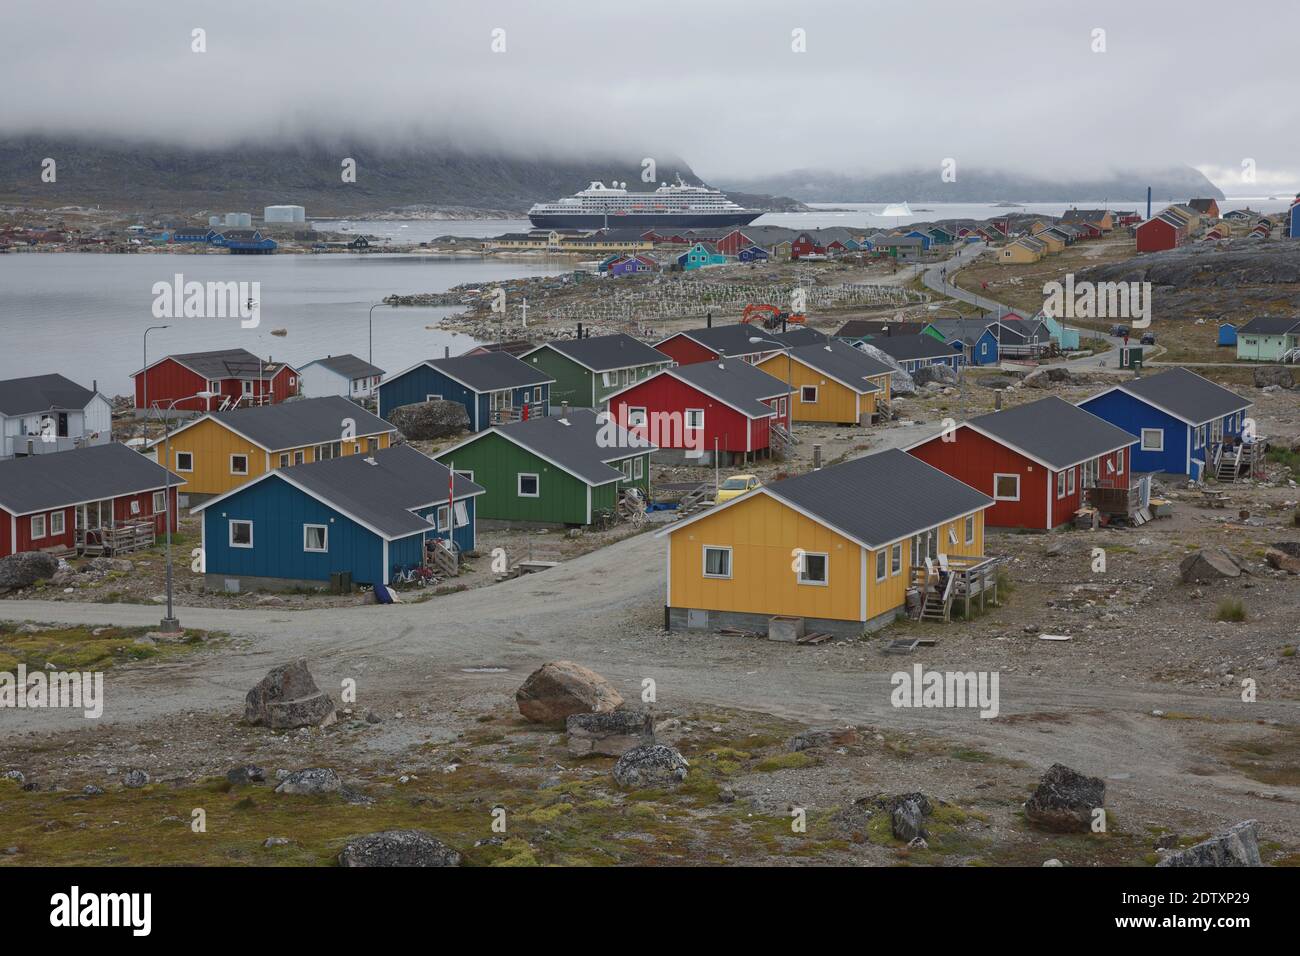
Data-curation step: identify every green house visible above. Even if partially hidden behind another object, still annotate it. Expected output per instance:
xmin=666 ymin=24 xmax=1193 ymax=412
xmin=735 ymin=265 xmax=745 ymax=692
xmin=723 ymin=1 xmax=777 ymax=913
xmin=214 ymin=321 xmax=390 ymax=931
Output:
xmin=1235 ymin=316 xmax=1300 ymax=362
xmin=521 ymin=333 xmax=673 ymax=408
xmin=434 ymin=408 xmax=653 ymax=526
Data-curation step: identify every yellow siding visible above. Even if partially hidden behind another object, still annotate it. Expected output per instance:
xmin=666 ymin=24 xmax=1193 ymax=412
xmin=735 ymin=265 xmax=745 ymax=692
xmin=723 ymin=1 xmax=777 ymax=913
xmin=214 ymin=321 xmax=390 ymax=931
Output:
xmin=669 ymin=492 xmax=863 ymax=623
xmin=863 ymin=510 xmax=985 ymax=616
xmin=756 ymin=354 xmax=863 ymax=424
xmin=164 ymin=419 xmax=392 ymax=495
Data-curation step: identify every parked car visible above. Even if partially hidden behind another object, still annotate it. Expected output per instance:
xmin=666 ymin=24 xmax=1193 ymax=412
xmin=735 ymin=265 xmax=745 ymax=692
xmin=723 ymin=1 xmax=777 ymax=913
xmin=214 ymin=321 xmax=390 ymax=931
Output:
xmin=1140 ymin=332 xmax=1156 ymax=345
xmin=1110 ymin=324 xmax=1130 ymax=337
xmin=716 ymin=474 xmax=761 ymax=504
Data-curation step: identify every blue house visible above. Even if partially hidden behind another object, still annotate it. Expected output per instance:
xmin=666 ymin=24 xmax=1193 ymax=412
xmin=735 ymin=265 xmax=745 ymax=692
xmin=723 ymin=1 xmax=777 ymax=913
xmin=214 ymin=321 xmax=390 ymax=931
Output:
xmin=1218 ymin=323 xmax=1238 ymax=347
xmin=1077 ymin=368 xmax=1252 ymax=479
xmin=738 ymin=245 xmax=770 ymax=262
xmin=378 ymin=351 xmax=555 ymax=431
xmin=1289 ymin=203 xmax=1300 ymax=239
xmin=924 ymin=319 xmax=1000 ymax=365
xmin=903 ymin=230 xmax=933 ymax=251
xmin=677 ymin=241 xmax=728 ymax=271
xmin=193 ymin=444 xmax=484 ymax=591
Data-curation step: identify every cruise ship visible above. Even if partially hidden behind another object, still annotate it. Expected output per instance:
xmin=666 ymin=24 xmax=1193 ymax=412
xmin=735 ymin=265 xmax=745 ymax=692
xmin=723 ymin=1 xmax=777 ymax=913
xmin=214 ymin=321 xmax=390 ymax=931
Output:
xmin=528 ymin=176 xmax=761 ymax=230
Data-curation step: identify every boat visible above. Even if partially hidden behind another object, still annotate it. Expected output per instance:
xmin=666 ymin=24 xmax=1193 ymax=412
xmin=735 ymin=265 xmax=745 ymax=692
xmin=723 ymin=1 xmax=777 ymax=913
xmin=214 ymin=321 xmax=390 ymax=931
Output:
xmin=528 ymin=175 xmax=760 ymax=230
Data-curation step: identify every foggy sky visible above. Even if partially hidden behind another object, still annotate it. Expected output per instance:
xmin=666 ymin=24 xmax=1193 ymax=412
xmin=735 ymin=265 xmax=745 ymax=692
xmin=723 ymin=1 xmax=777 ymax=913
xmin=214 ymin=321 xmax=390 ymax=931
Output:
xmin=2 ymin=0 xmax=1298 ymax=191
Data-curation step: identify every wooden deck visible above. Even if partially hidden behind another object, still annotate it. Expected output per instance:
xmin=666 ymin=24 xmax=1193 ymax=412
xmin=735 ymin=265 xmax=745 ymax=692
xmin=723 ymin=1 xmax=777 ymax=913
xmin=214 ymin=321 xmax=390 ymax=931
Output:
xmin=908 ymin=555 xmax=1003 ymax=622
xmin=77 ymin=521 xmax=156 ymax=556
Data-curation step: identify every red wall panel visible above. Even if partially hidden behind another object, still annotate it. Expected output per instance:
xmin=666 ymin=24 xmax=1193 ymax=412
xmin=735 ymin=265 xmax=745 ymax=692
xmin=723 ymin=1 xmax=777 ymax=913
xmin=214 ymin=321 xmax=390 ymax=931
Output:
xmin=908 ymin=427 xmax=1051 ymax=529
xmin=611 ymin=373 xmax=769 ymax=453
xmin=654 ymin=334 xmax=719 ymax=366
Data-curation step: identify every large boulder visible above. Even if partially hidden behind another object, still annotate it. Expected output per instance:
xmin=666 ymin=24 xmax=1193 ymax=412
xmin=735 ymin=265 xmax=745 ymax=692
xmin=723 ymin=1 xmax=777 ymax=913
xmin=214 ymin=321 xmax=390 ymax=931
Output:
xmin=566 ymin=709 xmax=653 ymax=756
xmin=338 ymin=829 xmax=462 ymax=867
xmin=1179 ymin=549 xmax=1249 ymax=584
xmin=613 ymin=744 xmax=689 ymax=788
xmin=1253 ymin=366 xmax=1294 ymax=390
xmin=1157 ymin=821 xmax=1261 ymax=867
xmin=853 ymin=342 xmax=916 ymax=396
xmin=1024 ymin=763 xmax=1105 ymax=832
xmin=1024 ymin=366 xmax=1081 ymax=389
xmin=886 ymin=792 xmax=933 ymax=842
xmin=0 ymin=552 xmax=59 ymax=593
xmin=912 ymin=364 xmax=959 ymax=387
xmin=515 ymin=661 xmax=623 ymax=725
xmin=244 ymin=659 xmax=337 ymax=730
xmin=388 ymin=400 xmax=470 ymax=441
xmin=1265 ymin=543 xmax=1300 ymax=574
xmin=274 ymin=768 xmax=342 ymax=796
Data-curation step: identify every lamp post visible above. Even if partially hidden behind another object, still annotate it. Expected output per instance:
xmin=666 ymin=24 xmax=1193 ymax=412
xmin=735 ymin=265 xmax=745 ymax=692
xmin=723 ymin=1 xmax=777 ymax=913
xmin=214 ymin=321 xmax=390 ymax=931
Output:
xmin=142 ymin=325 xmax=169 ymax=445
xmin=154 ymin=390 xmax=214 ymax=633
xmin=367 ymin=303 xmax=389 ymax=368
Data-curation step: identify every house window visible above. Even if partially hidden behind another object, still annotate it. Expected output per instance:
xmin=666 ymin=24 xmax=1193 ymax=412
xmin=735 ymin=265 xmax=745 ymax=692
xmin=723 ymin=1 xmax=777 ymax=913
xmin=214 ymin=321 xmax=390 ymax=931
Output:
xmin=634 ymin=457 xmax=644 ymax=479
xmin=518 ymin=473 xmax=540 ymax=497
xmin=426 ymin=394 xmax=443 ymax=403
xmin=799 ymin=552 xmax=829 ymax=586
xmin=242 ymin=381 xmax=253 ymax=396
xmin=1140 ymin=428 xmax=1163 ymax=452
xmin=454 ymin=470 xmax=474 ymax=484
xmin=229 ymin=519 xmax=253 ymax=548
xmin=294 ymin=450 xmax=304 ymax=466
xmin=703 ymin=546 xmax=732 ymax=579
xmin=800 ymin=385 xmax=818 ymax=403
xmin=31 ymin=514 xmax=46 ymax=538
xmin=153 ymin=491 xmax=166 ymax=513
xmin=622 ymin=459 xmax=633 ymax=480
xmin=1067 ymin=468 xmax=1076 ymax=495
xmin=279 ymin=453 xmax=290 ymax=468
xmin=130 ymin=499 xmax=141 ymax=515
xmin=230 ymin=454 xmax=249 ymax=475
xmin=50 ymin=511 xmax=65 ymax=536
xmin=993 ymin=473 xmax=1020 ymax=501
xmin=367 ymin=437 xmax=379 ymax=454
xmin=303 ymin=524 xmax=328 ymax=552
xmin=1196 ymin=424 xmax=1207 ymax=447
xmin=316 ymin=441 xmax=342 ymax=461
xmin=436 ymin=505 xmax=450 ymax=529
xmin=627 ymin=407 xmax=647 ymax=427
xmin=778 ymin=396 xmax=788 ymax=417
xmin=685 ymin=408 xmax=704 ymax=430
xmin=1117 ymin=452 xmax=1124 ymax=476
xmin=175 ymin=452 xmax=193 ymax=472
xmin=453 ymin=500 xmax=469 ymax=528
xmin=965 ymin=514 xmax=975 ymax=544
xmin=875 ymin=549 xmax=887 ymax=582
xmin=533 ymin=386 xmax=543 ymax=403
xmin=891 ymin=542 xmax=902 ymax=575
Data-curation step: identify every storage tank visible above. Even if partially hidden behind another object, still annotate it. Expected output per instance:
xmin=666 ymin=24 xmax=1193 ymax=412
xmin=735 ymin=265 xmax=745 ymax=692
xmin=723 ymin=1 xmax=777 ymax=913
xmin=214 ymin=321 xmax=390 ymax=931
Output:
xmin=264 ymin=205 xmax=306 ymax=224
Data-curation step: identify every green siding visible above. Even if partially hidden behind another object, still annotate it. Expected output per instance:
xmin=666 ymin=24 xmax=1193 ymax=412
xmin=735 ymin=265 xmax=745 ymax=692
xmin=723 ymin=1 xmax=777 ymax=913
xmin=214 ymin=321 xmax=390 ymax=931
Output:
xmin=524 ymin=349 xmax=594 ymax=407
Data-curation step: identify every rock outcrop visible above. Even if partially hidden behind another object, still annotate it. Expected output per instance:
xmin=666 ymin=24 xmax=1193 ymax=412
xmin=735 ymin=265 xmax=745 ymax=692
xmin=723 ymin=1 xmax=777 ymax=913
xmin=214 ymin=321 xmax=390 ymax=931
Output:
xmin=338 ymin=829 xmax=462 ymax=867
xmin=612 ymin=744 xmax=689 ymax=788
xmin=244 ymin=659 xmax=337 ymax=730
xmin=388 ymin=400 xmax=470 ymax=441
xmin=516 ymin=661 xmax=623 ymax=724
xmin=0 ymin=552 xmax=59 ymax=593
xmin=274 ymin=767 xmax=342 ymax=796
xmin=1024 ymin=763 xmax=1105 ymax=832
xmin=1157 ymin=821 xmax=1261 ymax=867
xmin=566 ymin=709 xmax=653 ymax=756
xmin=1179 ymin=549 xmax=1249 ymax=584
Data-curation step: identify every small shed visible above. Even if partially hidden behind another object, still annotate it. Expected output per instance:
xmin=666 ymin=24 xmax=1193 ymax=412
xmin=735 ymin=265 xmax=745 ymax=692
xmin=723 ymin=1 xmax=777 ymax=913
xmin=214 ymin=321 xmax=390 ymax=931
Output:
xmin=1217 ymin=323 xmax=1238 ymax=347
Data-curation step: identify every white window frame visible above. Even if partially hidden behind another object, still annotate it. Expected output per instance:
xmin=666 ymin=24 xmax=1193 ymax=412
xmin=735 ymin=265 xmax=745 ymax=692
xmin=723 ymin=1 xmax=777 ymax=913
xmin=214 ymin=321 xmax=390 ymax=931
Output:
xmin=517 ymin=473 xmax=540 ymax=498
xmin=890 ymin=542 xmax=902 ymax=576
xmin=303 ymin=524 xmax=328 ymax=553
xmin=437 ymin=504 xmax=451 ymax=530
xmin=230 ymin=454 xmax=249 ymax=476
xmin=1140 ymin=428 xmax=1163 ymax=452
xmin=1116 ymin=451 xmax=1124 ymax=476
xmin=800 ymin=385 xmax=819 ymax=404
xmin=799 ymin=551 xmax=830 ymax=586
xmin=241 ymin=380 xmax=253 ymax=396
xmin=31 ymin=513 xmax=46 ymax=539
xmin=993 ymin=473 xmax=1020 ymax=501
xmin=50 ymin=510 xmax=65 ymax=536
xmin=229 ymin=519 xmax=253 ymax=549
xmin=685 ymin=408 xmax=704 ymax=431
xmin=453 ymin=500 xmax=469 ymax=528
xmin=149 ymin=491 xmax=165 ymax=514
xmin=130 ymin=499 xmax=141 ymax=515
xmin=454 ymin=469 xmax=474 ymax=483
xmin=279 ymin=453 xmax=290 ymax=468
xmin=533 ymin=386 xmax=543 ymax=403
xmin=426 ymin=394 xmax=443 ymax=402
xmin=294 ymin=450 xmax=305 ymax=466
xmin=1067 ymin=467 xmax=1076 ymax=495
xmin=175 ymin=451 xmax=194 ymax=472
xmin=1056 ymin=471 xmax=1066 ymax=499
xmin=965 ymin=514 xmax=975 ymax=545
xmin=875 ymin=549 xmax=887 ymax=582
xmin=627 ymin=406 xmax=647 ymax=427
xmin=702 ymin=545 xmax=732 ymax=579
xmin=633 ymin=456 xmax=644 ymax=479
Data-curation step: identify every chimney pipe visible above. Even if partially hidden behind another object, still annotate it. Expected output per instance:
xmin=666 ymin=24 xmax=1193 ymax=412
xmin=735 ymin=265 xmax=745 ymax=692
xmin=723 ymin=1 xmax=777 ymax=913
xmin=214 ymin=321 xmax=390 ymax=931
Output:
xmin=444 ymin=345 xmax=450 ymax=358
xmin=812 ymin=443 xmax=822 ymax=471
xmin=560 ymin=401 xmax=569 ymax=421
xmin=706 ymin=311 xmax=712 ymax=328
xmin=577 ymin=322 xmax=583 ymax=339
xmin=995 ymin=390 xmax=1003 ymax=411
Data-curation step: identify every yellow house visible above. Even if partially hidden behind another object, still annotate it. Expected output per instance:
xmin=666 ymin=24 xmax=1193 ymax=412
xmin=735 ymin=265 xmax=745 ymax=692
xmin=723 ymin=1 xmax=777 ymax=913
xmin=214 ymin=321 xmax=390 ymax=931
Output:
xmin=657 ymin=449 xmax=994 ymax=637
xmin=156 ymin=396 xmax=397 ymax=497
xmin=1032 ymin=228 xmax=1066 ymax=254
xmin=999 ymin=236 xmax=1045 ymax=264
xmin=756 ymin=339 xmax=893 ymax=425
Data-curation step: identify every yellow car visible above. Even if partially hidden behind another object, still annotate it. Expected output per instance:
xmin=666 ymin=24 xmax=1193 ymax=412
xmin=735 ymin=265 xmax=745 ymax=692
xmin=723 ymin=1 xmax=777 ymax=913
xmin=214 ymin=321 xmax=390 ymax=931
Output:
xmin=716 ymin=474 xmax=761 ymax=504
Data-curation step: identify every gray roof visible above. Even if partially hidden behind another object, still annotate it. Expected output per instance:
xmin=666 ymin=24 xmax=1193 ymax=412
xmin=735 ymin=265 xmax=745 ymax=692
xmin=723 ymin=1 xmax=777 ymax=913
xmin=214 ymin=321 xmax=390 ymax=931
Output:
xmin=663 ymin=360 xmax=788 ymax=418
xmin=0 ymin=373 xmax=96 ymax=417
xmin=966 ymin=396 xmax=1136 ymax=469
xmin=1111 ymin=368 xmax=1251 ymax=425
xmin=473 ymin=409 xmax=652 ymax=486
xmin=425 ymin=351 xmax=554 ymax=393
xmin=667 ymin=324 xmax=785 ymax=357
xmin=764 ymin=449 xmax=993 ymax=548
xmin=148 ymin=348 xmax=290 ymax=379
xmin=1237 ymin=315 xmax=1300 ymax=335
xmin=928 ymin=318 xmax=995 ymax=345
xmin=210 ymin=443 xmax=483 ymax=540
xmin=207 ymin=396 xmax=394 ymax=451
xmin=532 ymin=333 xmax=672 ymax=373
xmin=835 ymin=320 xmax=926 ymax=339
xmin=304 ymin=354 xmax=385 ymax=380
xmin=784 ymin=340 xmax=892 ymax=392
xmin=769 ymin=327 xmax=830 ymax=347
xmin=870 ymin=334 xmax=960 ymax=362
xmin=0 ymin=442 xmax=182 ymax=516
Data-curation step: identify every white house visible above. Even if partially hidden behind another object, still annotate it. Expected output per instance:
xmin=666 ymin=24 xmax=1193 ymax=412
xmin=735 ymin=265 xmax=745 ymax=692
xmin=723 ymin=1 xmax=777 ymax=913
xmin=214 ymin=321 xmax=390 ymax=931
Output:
xmin=0 ymin=373 xmax=113 ymax=460
xmin=298 ymin=354 xmax=386 ymax=400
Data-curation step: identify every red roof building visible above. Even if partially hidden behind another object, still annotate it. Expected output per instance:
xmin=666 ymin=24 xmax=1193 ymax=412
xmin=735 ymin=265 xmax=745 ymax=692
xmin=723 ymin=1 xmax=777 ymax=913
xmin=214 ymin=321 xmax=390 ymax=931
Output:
xmin=133 ymin=348 xmax=298 ymax=413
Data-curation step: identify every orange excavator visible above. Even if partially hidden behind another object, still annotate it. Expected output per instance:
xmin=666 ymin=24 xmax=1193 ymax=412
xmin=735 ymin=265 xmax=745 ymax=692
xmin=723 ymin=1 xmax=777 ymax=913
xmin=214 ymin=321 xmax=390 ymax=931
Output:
xmin=740 ymin=303 xmax=806 ymax=330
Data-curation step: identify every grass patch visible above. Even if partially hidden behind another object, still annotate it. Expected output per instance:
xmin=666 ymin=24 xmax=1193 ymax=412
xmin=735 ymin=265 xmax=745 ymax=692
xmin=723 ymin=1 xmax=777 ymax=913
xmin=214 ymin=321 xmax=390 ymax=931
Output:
xmin=1213 ymin=598 xmax=1247 ymax=623
xmin=752 ymin=752 xmax=815 ymax=773
xmin=0 ymin=622 xmax=207 ymax=671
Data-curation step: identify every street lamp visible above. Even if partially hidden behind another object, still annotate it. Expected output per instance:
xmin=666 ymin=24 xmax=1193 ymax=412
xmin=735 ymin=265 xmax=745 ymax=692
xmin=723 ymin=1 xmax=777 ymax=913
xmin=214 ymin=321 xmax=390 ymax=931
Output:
xmin=367 ymin=303 xmax=389 ymax=368
xmin=153 ymin=390 xmax=215 ymax=633
xmin=142 ymin=325 xmax=170 ymax=445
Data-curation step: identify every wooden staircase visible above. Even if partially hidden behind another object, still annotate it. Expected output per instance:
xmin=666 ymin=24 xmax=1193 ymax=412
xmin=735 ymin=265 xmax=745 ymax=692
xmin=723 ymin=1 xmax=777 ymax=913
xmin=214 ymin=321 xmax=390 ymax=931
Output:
xmin=769 ymin=421 xmax=797 ymax=455
xmin=675 ymin=483 xmax=714 ymax=518
xmin=429 ymin=538 xmax=459 ymax=576
xmin=917 ymin=571 xmax=956 ymax=622
xmin=1212 ymin=441 xmax=1258 ymax=482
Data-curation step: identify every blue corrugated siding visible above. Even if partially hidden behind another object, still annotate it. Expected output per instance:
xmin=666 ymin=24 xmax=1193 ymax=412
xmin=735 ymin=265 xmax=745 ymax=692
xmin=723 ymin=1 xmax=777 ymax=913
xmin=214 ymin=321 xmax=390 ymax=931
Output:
xmin=1079 ymin=390 xmax=1190 ymax=475
xmin=202 ymin=475 xmax=403 ymax=585
xmin=378 ymin=367 xmax=549 ymax=433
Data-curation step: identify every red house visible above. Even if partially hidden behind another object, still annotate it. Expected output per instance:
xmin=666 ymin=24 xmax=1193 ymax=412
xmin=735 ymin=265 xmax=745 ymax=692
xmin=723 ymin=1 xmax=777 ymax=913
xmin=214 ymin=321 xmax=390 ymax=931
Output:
xmin=1135 ymin=215 xmax=1183 ymax=253
xmin=133 ymin=348 xmax=298 ymax=414
xmin=791 ymin=232 xmax=826 ymax=259
xmin=653 ymin=324 xmax=786 ymax=366
xmin=0 ymin=442 xmax=182 ymax=558
xmin=906 ymin=396 xmax=1137 ymax=530
xmin=605 ymin=359 xmax=791 ymax=464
